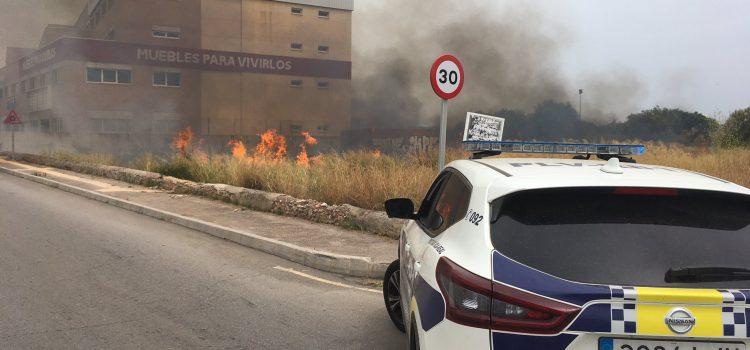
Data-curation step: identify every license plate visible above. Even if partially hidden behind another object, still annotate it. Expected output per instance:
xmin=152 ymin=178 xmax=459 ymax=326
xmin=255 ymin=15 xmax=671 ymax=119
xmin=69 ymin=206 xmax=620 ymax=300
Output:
xmin=599 ymin=338 xmax=746 ymax=350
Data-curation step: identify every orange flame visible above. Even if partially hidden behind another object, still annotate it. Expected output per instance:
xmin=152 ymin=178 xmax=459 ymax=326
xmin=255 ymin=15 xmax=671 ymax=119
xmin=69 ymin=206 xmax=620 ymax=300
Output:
xmin=296 ymin=131 xmax=318 ymax=166
xmin=228 ymin=140 xmax=247 ymax=160
xmin=373 ymin=149 xmax=382 ymax=158
xmin=255 ymin=129 xmax=287 ymax=161
xmin=172 ymin=126 xmax=194 ymax=157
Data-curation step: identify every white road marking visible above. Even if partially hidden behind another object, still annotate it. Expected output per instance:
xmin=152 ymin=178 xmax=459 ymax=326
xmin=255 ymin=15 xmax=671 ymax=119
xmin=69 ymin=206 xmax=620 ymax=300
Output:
xmin=274 ymin=266 xmax=381 ymax=294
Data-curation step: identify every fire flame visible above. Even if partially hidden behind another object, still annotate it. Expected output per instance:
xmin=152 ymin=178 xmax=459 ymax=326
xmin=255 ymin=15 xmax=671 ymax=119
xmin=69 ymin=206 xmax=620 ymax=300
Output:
xmin=373 ymin=149 xmax=382 ymax=158
xmin=228 ymin=140 xmax=247 ymax=160
xmin=255 ymin=129 xmax=287 ymax=161
xmin=296 ymin=131 xmax=318 ymax=166
xmin=172 ymin=126 xmax=194 ymax=157
xmin=176 ymin=128 xmax=325 ymax=167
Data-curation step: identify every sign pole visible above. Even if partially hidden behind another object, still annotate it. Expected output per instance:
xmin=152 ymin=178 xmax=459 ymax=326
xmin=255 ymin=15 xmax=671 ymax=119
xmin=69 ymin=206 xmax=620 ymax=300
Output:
xmin=11 ymin=125 xmax=15 ymax=161
xmin=4 ymin=110 xmax=22 ymax=160
xmin=439 ymin=99 xmax=448 ymax=170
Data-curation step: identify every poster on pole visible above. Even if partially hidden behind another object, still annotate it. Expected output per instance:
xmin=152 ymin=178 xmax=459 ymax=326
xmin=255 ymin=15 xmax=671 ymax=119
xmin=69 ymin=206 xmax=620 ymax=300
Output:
xmin=463 ymin=112 xmax=505 ymax=142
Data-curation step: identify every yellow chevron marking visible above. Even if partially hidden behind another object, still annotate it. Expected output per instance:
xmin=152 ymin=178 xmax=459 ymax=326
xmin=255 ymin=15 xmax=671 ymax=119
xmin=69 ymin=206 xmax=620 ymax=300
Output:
xmin=636 ymin=304 xmax=722 ymax=337
xmin=635 ymin=287 xmax=724 ymax=304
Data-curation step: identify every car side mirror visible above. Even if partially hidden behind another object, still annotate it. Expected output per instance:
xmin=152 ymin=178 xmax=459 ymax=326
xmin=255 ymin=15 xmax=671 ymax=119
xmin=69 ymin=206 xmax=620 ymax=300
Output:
xmin=429 ymin=214 xmax=444 ymax=231
xmin=385 ymin=198 xmax=416 ymax=220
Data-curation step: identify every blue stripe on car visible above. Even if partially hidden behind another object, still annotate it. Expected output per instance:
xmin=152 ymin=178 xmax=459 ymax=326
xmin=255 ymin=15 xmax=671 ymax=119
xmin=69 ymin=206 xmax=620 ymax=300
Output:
xmin=415 ymin=274 xmax=445 ymax=331
xmin=567 ymin=303 xmax=612 ymax=333
xmin=492 ymin=332 xmax=577 ymax=349
xmin=492 ymin=251 xmax=610 ymax=306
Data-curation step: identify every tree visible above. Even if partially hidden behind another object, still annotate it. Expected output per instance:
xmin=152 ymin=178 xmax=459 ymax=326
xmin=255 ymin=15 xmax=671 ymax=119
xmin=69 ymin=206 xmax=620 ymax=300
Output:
xmin=619 ymin=107 xmax=716 ymax=145
xmin=718 ymin=107 xmax=750 ymax=148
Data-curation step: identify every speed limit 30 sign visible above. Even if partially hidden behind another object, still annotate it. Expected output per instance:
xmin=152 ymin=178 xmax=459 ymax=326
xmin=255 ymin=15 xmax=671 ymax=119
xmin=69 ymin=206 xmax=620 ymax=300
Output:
xmin=430 ymin=54 xmax=464 ymax=170
xmin=430 ymin=54 xmax=464 ymax=100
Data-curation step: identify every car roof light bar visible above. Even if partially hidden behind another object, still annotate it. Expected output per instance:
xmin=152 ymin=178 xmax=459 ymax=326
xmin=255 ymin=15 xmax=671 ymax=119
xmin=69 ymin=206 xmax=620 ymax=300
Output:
xmin=463 ymin=141 xmax=646 ymax=156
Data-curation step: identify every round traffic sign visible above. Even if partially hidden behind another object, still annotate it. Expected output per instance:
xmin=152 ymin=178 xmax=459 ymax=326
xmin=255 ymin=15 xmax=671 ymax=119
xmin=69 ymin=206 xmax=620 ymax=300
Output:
xmin=430 ymin=54 xmax=464 ymax=100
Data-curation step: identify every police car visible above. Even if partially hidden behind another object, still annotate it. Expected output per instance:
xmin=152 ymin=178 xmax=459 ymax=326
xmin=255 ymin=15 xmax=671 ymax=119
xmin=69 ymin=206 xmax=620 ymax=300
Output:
xmin=382 ymin=138 xmax=750 ymax=350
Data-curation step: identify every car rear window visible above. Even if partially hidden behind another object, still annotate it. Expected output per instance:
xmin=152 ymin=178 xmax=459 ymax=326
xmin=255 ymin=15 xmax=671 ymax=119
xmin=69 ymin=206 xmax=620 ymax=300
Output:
xmin=490 ymin=187 xmax=750 ymax=288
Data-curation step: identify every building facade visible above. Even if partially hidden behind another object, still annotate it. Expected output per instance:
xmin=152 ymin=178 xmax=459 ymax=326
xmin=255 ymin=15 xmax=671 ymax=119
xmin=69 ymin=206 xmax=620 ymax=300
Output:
xmin=0 ymin=0 xmax=353 ymax=154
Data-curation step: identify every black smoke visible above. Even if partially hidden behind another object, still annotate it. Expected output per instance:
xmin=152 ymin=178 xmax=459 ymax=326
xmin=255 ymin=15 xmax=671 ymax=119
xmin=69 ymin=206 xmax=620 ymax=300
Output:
xmin=351 ymin=0 xmax=644 ymax=129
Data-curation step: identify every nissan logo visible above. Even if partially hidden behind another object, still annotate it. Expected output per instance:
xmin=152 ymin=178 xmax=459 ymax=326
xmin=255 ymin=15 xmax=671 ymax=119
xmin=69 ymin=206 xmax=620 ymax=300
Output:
xmin=664 ymin=308 xmax=696 ymax=334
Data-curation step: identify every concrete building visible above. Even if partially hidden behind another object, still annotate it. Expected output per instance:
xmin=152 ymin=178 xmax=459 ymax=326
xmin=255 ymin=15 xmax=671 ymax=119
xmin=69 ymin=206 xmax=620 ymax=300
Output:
xmin=0 ymin=0 xmax=353 ymax=154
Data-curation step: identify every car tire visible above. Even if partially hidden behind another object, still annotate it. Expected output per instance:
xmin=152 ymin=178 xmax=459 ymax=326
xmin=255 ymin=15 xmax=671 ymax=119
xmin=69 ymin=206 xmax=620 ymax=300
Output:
xmin=383 ymin=259 xmax=405 ymax=333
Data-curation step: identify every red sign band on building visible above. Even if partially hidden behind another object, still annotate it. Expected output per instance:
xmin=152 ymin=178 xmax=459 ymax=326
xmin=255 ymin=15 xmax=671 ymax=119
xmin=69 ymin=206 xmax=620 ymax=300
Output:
xmin=20 ymin=37 xmax=352 ymax=80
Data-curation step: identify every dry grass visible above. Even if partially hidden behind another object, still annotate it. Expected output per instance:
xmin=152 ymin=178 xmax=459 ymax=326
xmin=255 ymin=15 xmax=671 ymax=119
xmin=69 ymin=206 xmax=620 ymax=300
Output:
xmin=45 ymin=143 xmax=749 ymax=210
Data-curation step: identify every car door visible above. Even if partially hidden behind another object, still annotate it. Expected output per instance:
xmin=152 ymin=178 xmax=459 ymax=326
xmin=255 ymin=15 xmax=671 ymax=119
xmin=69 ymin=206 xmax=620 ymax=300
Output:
xmin=402 ymin=169 xmax=473 ymax=329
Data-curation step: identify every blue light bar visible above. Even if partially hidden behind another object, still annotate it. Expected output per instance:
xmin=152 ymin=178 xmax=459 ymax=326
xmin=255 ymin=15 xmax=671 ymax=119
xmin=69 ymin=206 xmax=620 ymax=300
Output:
xmin=464 ymin=141 xmax=646 ymax=156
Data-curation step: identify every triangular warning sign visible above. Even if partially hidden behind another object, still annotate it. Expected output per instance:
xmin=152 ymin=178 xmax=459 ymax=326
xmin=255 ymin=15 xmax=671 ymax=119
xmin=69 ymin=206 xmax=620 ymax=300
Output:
xmin=3 ymin=110 xmax=21 ymax=125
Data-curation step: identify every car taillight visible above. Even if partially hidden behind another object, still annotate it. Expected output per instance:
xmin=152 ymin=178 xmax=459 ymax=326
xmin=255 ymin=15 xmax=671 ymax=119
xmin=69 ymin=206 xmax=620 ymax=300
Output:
xmin=436 ymin=257 xmax=581 ymax=334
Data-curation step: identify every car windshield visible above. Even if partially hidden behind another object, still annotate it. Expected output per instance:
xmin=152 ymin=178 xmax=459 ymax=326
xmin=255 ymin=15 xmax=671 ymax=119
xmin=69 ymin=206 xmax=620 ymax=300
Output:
xmin=490 ymin=187 xmax=750 ymax=288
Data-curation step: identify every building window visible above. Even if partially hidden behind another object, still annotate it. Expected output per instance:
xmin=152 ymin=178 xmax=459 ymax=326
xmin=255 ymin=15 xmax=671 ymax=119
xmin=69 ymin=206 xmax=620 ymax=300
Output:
xmin=317 ymin=81 xmax=330 ymax=89
xmin=27 ymin=89 xmax=49 ymax=112
xmin=152 ymin=26 xmax=181 ymax=39
xmin=290 ymin=80 xmax=303 ymax=88
xmin=153 ymin=72 xmax=181 ymax=87
xmin=40 ymin=119 xmax=50 ymax=133
xmin=86 ymin=68 xmax=132 ymax=84
xmin=51 ymin=69 xmax=59 ymax=84
xmin=291 ymin=7 xmax=303 ymax=15
xmin=318 ymin=45 xmax=330 ymax=54
xmin=90 ymin=118 xmax=130 ymax=134
xmin=0 ymin=87 xmax=3 ymax=99
xmin=318 ymin=10 xmax=330 ymax=19
xmin=291 ymin=42 xmax=303 ymax=51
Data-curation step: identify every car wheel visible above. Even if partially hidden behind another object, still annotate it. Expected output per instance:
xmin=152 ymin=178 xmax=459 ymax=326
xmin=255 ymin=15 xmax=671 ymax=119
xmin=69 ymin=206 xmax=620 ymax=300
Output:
xmin=383 ymin=259 xmax=405 ymax=332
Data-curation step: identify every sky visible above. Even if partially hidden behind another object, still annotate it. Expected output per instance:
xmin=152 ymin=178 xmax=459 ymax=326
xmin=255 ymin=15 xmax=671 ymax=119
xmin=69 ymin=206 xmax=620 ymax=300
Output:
xmin=1 ymin=0 xmax=748 ymax=121
xmin=532 ymin=0 xmax=750 ymax=121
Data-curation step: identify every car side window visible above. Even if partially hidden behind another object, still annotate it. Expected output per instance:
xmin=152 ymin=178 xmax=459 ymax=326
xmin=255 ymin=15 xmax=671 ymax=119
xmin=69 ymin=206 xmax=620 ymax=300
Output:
xmin=417 ymin=170 xmax=472 ymax=236
xmin=416 ymin=172 xmax=451 ymax=228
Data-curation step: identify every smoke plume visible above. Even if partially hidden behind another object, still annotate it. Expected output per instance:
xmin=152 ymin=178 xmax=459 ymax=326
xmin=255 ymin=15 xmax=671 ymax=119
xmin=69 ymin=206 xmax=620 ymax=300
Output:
xmin=0 ymin=0 xmax=86 ymax=66
xmin=352 ymin=0 xmax=643 ymax=128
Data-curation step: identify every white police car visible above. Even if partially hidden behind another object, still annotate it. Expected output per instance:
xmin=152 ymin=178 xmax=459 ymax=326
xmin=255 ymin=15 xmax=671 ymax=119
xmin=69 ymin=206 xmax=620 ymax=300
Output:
xmin=382 ymin=140 xmax=750 ymax=350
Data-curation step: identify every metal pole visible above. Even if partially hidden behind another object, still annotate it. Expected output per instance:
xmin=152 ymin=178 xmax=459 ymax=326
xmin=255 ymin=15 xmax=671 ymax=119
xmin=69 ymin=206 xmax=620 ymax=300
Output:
xmin=11 ymin=125 xmax=15 ymax=161
xmin=438 ymin=99 xmax=448 ymax=170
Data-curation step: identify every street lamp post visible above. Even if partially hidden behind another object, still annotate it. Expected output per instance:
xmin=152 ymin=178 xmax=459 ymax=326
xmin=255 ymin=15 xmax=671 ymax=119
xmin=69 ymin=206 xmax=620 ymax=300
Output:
xmin=578 ymin=89 xmax=583 ymax=120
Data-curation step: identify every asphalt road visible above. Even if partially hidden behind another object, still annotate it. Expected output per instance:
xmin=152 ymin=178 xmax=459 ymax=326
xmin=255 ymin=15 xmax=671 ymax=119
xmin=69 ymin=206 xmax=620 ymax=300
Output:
xmin=0 ymin=172 xmax=405 ymax=349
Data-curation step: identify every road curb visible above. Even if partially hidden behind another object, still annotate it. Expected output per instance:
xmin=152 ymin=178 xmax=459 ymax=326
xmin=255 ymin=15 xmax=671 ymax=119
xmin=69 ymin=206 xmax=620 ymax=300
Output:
xmin=0 ymin=165 xmax=389 ymax=279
